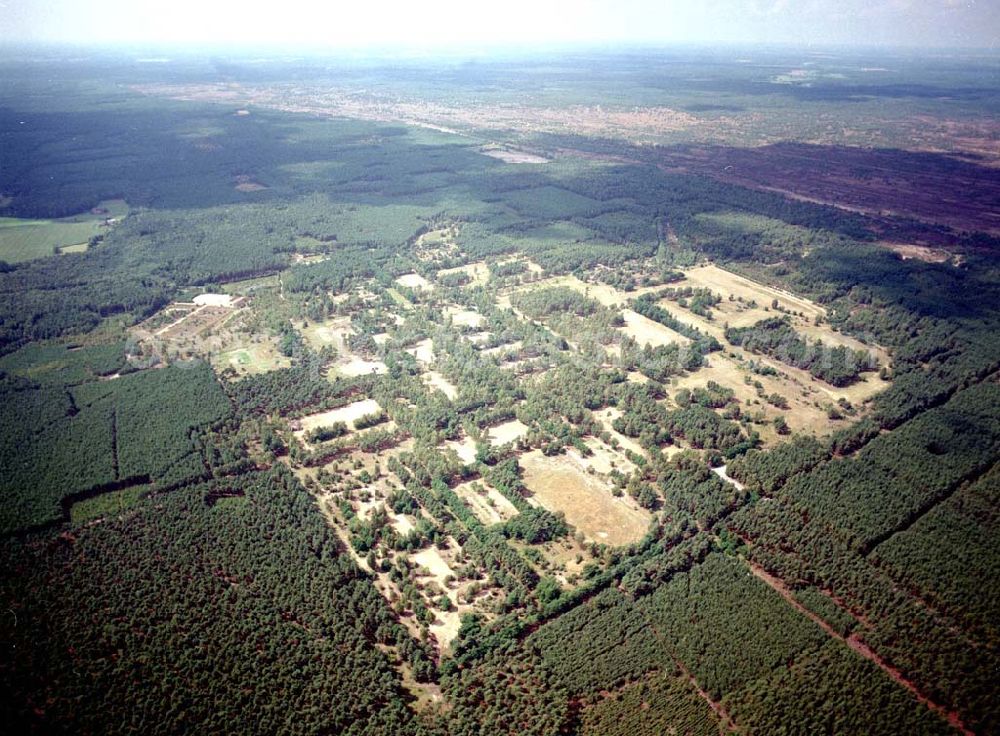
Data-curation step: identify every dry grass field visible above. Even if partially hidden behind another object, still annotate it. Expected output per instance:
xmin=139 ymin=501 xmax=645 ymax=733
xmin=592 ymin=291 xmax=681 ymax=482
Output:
xmin=453 ymin=480 xmax=519 ymax=524
xmin=437 ymin=261 xmax=490 ymax=286
xmin=215 ymin=342 xmax=291 ymax=376
xmin=293 ymin=399 xmax=383 ymax=441
xmin=521 ymin=450 xmax=650 ymax=546
xmin=620 ymin=308 xmax=691 ymax=346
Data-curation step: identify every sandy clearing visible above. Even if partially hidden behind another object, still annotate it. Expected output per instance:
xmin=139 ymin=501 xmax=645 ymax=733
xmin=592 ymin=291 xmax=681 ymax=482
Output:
xmin=235 ymin=181 xmax=268 ymax=192
xmin=445 ymin=306 xmax=485 ymax=328
xmin=463 ymin=331 xmax=493 ymax=345
xmin=425 ymin=370 xmax=458 ymax=399
xmin=653 ymin=298 xmax=725 ymax=339
xmin=338 ymin=357 xmax=388 ymax=376
xmin=193 ymin=293 xmax=235 ymax=307
xmin=479 ymin=147 xmax=550 ymax=164
xmin=568 ymin=437 xmax=637 ymax=475
xmin=487 ymin=419 xmax=530 ymax=446
xmin=481 ymin=340 xmax=523 ymax=357
xmin=444 ymin=436 xmax=478 ymax=464
xmin=621 ymin=308 xmax=691 ymax=346
xmin=406 ymin=338 xmax=435 ymax=364
xmin=393 ymin=513 xmax=417 ymax=535
xmin=412 ymin=546 xmax=456 ymax=583
xmin=712 ymin=465 xmax=745 ymax=491
xmin=296 ymin=399 xmax=381 ymax=433
xmin=521 ymin=450 xmax=650 ymax=546
xmin=396 ymin=272 xmax=435 ymax=291
xmin=437 ymin=261 xmax=490 ymax=287
xmin=683 ymin=264 xmax=824 ymax=321
xmin=593 ymin=408 xmax=647 ymax=457
xmin=882 ymin=242 xmax=952 ymax=263
xmin=454 ymin=480 xmax=519 ymax=524
xmin=429 ymin=609 xmax=464 ymax=653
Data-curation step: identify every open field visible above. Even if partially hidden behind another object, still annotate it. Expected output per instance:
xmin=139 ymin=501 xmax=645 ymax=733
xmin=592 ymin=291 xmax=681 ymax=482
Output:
xmin=682 ymin=264 xmax=825 ymax=321
xmin=479 ymin=147 xmax=550 ymax=164
xmin=294 ymin=398 xmax=381 ymax=434
xmin=405 ymin=339 xmax=435 ymax=365
xmin=215 ymin=342 xmax=291 ymax=376
xmin=396 ymin=272 xmax=435 ymax=291
xmin=454 ymin=480 xmax=519 ymax=524
xmin=424 ymin=370 xmax=458 ymax=399
xmin=0 ymin=199 xmax=127 ymax=263
xmin=437 ymin=261 xmax=490 ymax=286
xmin=443 ymin=436 xmax=478 ymax=464
xmin=487 ymin=419 xmax=530 ymax=446
xmin=593 ymin=408 xmax=647 ymax=456
xmin=521 ymin=450 xmax=650 ymax=546
xmin=444 ymin=306 xmax=484 ymax=328
xmin=620 ymin=308 xmax=691 ymax=347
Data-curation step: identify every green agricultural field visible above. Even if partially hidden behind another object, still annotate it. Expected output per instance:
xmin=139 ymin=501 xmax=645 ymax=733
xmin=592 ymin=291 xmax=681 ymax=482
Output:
xmin=0 ymin=199 xmax=128 ymax=263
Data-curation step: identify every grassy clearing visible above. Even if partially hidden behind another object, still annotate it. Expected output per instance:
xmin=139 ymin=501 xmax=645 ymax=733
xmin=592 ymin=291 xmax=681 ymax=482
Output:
xmin=337 ymin=356 xmax=388 ymax=377
xmin=569 ymin=437 xmax=636 ymax=475
xmin=620 ymin=308 xmax=691 ymax=346
xmin=297 ymin=316 xmax=352 ymax=352
xmin=214 ymin=342 xmax=290 ymax=377
xmin=437 ymin=261 xmax=489 ymax=287
xmin=593 ymin=408 xmax=647 ymax=456
xmin=683 ymin=264 xmax=824 ymax=321
xmin=295 ymin=399 xmax=381 ymax=434
xmin=454 ymin=480 xmax=519 ymax=524
xmin=0 ymin=199 xmax=128 ymax=263
xmin=521 ymin=450 xmax=650 ymax=546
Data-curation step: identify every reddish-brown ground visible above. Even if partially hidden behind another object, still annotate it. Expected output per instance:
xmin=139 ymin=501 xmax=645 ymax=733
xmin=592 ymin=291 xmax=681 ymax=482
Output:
xmin=651 ymin=142 xmax=1000 ymax=238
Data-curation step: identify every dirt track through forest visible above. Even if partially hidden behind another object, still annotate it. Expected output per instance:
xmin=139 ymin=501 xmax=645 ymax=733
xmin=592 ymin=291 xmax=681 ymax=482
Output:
xmin=746 ymin=561 xmax=973 ymax=735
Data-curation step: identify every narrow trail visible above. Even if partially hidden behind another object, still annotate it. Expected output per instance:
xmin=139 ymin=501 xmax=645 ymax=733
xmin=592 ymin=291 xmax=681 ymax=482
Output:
xmin=153 ymin=304 xmax=206 ymax=336
xmin=636 ymin=610 xmax=739 ymax=733
xmin=747 ymin=561 xmax=973 ymax=735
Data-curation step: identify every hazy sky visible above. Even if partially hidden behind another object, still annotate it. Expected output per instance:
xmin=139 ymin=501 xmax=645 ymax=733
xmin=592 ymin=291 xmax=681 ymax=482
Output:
xmin=2 ymin=0 xmax=997 ymax=49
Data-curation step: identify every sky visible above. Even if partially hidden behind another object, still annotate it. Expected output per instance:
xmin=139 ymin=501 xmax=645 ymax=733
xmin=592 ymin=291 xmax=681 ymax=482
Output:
xmin=1 ymin=0 xmax=996 ymax=50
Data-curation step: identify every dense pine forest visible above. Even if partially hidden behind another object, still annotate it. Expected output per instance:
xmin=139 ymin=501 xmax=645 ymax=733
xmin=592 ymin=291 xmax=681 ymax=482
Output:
xmin=1 ymin=49 xmax=998 ymax=735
